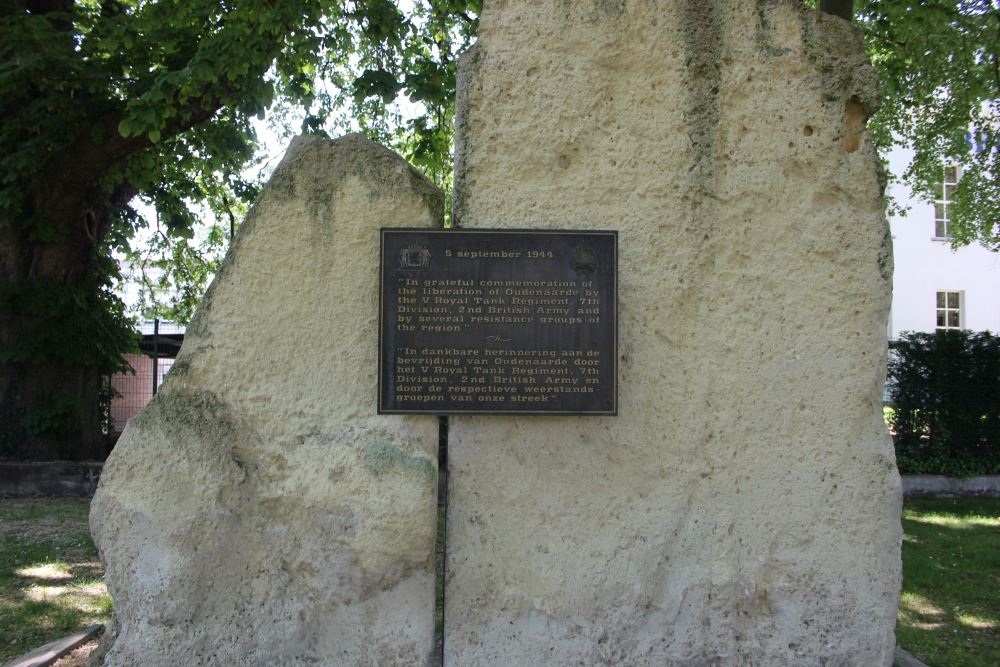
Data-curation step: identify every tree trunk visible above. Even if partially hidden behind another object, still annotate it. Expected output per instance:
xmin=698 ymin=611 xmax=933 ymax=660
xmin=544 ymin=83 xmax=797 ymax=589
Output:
xmin=0 ymin=215 xmax=115 ymax=461
xmin=0 ymin=352 xmax=107 ymax=461
xmin=0 ymin=128 xmax=134 ymax=461
xmin=0 ymin=0 xmax=234 ymax=461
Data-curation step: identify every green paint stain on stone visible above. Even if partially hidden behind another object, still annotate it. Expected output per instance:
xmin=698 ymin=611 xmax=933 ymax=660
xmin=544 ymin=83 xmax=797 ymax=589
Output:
xmin=365 ymin=443 xmax=436 ymax=482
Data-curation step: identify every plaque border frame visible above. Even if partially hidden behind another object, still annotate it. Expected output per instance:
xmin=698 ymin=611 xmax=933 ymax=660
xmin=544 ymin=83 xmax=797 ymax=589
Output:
xmin=377 ymin=228 xmax=618 ymax=416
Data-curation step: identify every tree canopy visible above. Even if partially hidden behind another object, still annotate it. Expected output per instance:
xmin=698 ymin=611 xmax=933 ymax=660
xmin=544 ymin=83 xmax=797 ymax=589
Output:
xmin=859 ymin=0 xmax=1000 ymax=250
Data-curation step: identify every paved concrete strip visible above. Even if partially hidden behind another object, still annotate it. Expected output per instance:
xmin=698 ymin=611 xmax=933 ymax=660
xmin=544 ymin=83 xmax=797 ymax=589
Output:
xmin=902 ymin=475 xmax=1000 ymax=498
xmin=2 ymin=624 xmax=103 ymax=667
xmin=894 ymin=646 xmax=931 ymax=667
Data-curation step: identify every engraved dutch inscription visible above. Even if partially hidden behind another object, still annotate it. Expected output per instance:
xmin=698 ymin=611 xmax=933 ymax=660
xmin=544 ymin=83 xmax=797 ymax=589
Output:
xmin=378 ymin=229 xmax=617 ymax=414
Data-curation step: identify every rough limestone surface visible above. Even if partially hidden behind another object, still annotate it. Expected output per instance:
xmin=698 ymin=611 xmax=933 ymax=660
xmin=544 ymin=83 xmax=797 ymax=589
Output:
xmin=90 ymin=135 xmax=443 ymax=666
xmin=447 ymin=1 xmax=900 ymax=665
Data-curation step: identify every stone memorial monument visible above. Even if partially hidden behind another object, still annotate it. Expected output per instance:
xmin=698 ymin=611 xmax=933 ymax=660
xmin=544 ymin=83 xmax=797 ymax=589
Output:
xmin=444 ymin=1 xmax=900 ymax=665
xmin=90 ymin=135 xmax=444 ymax=665
xmin=91 ymin=1 xmax=902 ymax=665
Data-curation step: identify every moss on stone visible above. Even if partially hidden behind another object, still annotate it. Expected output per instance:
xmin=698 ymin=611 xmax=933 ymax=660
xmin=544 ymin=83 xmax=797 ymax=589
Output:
xmin=799 ymin=5 xmax=881 ymax=115
xmin=365 ymin=443 xmax=436 ymax=483
xmin=754 ymin=2 xmax=793 ymax=58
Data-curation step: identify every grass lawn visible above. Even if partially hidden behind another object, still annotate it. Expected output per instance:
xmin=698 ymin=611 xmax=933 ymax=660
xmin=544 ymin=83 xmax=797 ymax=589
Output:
xmin=0 ymin=496 xmax=996 ymax=665
xmin=897 ymin=498 xmax=1000 ymax=667
xmin=0 ymin=497 xmax=112 ymax=664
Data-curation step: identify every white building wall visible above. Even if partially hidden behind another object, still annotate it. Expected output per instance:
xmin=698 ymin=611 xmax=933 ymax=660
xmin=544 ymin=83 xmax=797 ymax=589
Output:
xmin=886 ymin=144 xmax=1000 ymax=338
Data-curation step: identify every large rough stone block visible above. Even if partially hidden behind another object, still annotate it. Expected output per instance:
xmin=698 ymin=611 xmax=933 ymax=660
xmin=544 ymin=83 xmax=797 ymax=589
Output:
xmin=91 ymin=135 xmax=443 ymax=666
xmin=446 ymin=1 xmax=901 ymax=665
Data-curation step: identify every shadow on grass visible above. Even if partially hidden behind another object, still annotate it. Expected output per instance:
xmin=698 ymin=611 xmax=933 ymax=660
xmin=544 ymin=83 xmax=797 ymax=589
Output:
xmin=897 ymin=498 xmax=1000 ymax=667
xmin=0 ymin=498 xmax=112 ymax=663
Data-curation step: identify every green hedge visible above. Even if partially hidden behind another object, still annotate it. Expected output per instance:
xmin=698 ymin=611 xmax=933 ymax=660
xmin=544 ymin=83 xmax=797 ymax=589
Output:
xmin=888 ymin=330 xmax=1000 ymax=477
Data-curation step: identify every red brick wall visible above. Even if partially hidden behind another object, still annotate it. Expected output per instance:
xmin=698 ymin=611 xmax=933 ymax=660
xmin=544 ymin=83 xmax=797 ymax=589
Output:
xmin=109 ymin=354 xmax=173 ymax=434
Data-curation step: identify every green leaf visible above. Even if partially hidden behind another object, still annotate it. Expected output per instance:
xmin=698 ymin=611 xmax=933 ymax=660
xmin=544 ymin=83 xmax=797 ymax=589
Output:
xmin=353 ymin=69 xmax=403 ymax=105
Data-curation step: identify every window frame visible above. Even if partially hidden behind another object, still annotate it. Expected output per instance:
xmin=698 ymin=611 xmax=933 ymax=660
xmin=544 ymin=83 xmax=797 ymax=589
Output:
xmin=935 ymin=290 xmax=964 ymax=330
xmin=933 ymin=165 xmax=959 ymax=240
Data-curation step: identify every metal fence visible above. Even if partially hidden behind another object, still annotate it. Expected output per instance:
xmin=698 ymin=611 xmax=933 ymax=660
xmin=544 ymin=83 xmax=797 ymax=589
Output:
xmin=107 ymin=321 xmax=183 ymax=436
xmin=108 ymin=355 xmax=174 ymax=435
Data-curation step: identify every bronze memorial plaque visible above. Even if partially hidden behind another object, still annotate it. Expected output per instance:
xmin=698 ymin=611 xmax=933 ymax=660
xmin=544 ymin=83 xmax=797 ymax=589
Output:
xmin=378 ymin=229 xmax=617 ymax=415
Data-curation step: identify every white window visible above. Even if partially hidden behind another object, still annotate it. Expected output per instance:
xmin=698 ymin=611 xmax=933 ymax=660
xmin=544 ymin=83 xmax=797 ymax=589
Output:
xmin=936 ymin=290 xmax=963 ymax=329
xmin=934 ymin=165 xmax=958 ymax=239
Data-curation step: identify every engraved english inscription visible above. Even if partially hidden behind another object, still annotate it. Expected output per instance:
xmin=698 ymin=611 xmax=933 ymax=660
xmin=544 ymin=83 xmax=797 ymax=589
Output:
xmin=378 ymin=229 xmax=617 ymax=415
